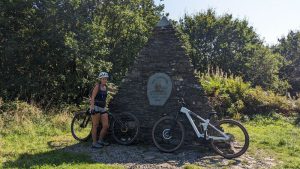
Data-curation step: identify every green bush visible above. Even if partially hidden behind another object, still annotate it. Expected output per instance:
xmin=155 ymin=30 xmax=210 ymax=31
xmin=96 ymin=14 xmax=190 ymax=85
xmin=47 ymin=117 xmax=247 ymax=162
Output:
xmin=199 ymin=68 xmax=299 ymax=119
xmin=244 ymin=86 xmax=296 ymax=115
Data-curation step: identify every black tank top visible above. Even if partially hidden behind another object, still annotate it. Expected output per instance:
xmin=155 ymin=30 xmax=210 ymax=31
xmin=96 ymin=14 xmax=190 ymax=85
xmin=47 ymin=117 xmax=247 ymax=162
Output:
xmin=94 ymin=84 xmax=107 ymax=107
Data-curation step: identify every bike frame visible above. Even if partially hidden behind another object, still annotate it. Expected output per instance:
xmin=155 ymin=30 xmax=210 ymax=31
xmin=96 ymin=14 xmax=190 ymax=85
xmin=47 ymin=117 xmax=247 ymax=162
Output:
xmin=180 ymin=107 xmax=230 ymax=141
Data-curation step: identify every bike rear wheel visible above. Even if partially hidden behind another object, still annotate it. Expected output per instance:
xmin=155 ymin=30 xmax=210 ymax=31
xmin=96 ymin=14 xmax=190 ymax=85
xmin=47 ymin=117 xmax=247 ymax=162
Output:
xmin=210 ymin=119 xmax=249 ymax=159
xmin=71 ymin=111 xmax=92 ymax=142
xmin=112 ymin=112 xmax=140 ymax=145
xmin=152 ymin=116 xmax=185 ymax=153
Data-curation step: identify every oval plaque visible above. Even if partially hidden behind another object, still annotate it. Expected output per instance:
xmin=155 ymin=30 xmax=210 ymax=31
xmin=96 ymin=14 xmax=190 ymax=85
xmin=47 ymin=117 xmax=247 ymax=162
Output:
xmin=147 ymin=73 xmax=172 ymax=106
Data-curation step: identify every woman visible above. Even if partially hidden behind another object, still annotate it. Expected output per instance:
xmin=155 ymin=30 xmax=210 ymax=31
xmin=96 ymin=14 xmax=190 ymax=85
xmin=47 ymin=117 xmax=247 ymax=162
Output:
xmin=90 ymin=71 xmax=110 ymax=148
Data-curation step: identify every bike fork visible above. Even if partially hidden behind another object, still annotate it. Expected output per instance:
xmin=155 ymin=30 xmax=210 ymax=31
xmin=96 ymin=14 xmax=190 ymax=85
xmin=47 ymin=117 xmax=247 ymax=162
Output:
xmin=82 ymin=116 xmax=91 ymax=128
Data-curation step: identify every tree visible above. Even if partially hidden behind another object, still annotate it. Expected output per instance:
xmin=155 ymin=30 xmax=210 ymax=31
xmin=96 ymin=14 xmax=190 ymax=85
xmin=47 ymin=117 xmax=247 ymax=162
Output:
xmin=177 ymin=9 xmax=287 ymax=93
xmin=273 ymin=31 xmax=300 ymax=94
xmin=0 ymin=0 xmax=162 ymax=106
xmin=98 ymin=0 xmax=162 ymax=82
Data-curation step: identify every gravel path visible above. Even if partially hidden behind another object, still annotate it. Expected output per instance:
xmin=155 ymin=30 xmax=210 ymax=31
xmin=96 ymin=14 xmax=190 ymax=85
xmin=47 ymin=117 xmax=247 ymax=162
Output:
xmin=64 ymin=142 xmax=277 ymax=169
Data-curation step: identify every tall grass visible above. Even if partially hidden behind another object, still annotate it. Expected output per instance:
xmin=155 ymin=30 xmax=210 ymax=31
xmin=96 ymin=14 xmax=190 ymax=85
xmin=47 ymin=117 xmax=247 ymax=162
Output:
xmin=0 ymin=99 xmax=74 ymax=135
xmin=198 ymin=67 xmax=300 ymax=119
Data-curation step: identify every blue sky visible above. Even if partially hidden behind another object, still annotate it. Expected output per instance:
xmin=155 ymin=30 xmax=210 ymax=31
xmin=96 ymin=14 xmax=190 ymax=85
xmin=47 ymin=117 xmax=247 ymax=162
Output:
xmin=154 ymin=0 xmax=300 ymax=45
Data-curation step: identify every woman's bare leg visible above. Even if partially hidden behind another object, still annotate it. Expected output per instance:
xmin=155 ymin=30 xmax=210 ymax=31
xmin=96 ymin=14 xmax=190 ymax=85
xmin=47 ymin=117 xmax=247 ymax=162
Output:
xmin=91 ymin=113 xmax=100 ymax=144
xmin=99 ymin=113 xmax=109 ymax=140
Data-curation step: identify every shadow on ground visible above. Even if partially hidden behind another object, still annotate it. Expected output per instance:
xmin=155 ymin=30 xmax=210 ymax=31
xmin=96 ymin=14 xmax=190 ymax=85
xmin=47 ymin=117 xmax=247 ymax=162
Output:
xmin=2 ymin=142 xmax=95 ymax=168
xmin=3 ymin=140 xmax=249 ymax=169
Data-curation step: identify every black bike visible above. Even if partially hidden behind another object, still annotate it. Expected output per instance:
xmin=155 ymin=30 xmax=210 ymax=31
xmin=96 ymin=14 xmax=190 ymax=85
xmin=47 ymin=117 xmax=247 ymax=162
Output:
xmin=71 ymin=109 xmax=140 ymax=145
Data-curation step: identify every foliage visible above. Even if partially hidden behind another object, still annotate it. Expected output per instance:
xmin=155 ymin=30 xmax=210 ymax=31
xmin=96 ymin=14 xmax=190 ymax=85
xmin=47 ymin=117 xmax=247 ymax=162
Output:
xmin=100 ymin=0 xmax=162 ymax=81
xmin=199 ymin=68 xmax=299 ymax=119
xmin=244 ymin=44 xmax=290 ymax=94
xmin=177 ymin=9 xmax=288 ymax=93
xmin=0 ymin=0 xmax=162 ymax=106
xmin=273 ymin=30 xmax=300 ymax=93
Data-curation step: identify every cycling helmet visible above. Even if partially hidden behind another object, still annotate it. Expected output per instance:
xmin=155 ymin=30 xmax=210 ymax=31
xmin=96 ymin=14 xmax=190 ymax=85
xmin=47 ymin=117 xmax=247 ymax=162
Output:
xmin=98 ymin=71 xmax=109 ymax=79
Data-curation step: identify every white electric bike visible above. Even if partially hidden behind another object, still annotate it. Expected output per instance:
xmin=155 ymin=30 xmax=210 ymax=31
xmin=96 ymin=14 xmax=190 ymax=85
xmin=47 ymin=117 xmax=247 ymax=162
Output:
xmin=152 ymin=98 xmax=249 ymax=159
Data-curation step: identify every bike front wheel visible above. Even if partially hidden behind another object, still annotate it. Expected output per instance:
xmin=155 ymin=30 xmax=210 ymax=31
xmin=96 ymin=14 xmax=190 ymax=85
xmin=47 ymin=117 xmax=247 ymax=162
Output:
xmin=111 ymin=112 xmax=140 ymax=145
xmin=210 ymin=119 xmax=249 ymax=159
xmin=152 ymin=116 xmax=185 ymax=153
xmin=71 ymin=111 xmax=92 ymax=142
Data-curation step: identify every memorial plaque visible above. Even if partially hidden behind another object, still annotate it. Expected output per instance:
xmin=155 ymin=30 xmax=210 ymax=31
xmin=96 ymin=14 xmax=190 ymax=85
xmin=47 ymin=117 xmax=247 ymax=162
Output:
xmin=147 ymin=73 xmax=172 ymax=106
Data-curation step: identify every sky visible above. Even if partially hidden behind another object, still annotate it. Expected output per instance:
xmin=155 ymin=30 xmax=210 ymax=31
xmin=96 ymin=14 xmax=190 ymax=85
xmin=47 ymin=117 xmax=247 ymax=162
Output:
xmin=153 ymin=0 xmax=300 ymax=45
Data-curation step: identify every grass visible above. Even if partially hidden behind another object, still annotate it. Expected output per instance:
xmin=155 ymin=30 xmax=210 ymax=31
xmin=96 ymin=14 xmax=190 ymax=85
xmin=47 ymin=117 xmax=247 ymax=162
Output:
xmin=0 ymin=101 xmax=123 ymax=169
xmin=244 ymin=114 xmax=300 ymax=169
xmin=183 ymin=114 xmax=300 ymax=169
xmin=184 ymin=164 xmax=204 ymax=169
xmin=0 ymin=124 xmax=123 ymax=169
xmin=1 ymin=100 xmax=300 ymax=168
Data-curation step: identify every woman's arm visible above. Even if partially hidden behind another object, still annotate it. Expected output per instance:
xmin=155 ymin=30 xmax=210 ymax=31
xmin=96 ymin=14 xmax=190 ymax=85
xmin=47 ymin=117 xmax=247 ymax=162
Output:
xmin=90 ymin=83 xmax=99 ymax=110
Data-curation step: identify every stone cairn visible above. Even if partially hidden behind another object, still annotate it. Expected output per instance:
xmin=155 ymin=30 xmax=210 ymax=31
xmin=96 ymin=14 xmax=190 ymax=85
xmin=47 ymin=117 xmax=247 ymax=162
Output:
xmin=109 ymin=17 xmax=214 ymax=144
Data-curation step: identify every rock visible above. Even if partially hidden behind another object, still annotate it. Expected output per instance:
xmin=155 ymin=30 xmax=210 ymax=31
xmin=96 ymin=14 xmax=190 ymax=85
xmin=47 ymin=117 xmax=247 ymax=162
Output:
xmin=167 ymin=160 xmax=177 ymax=165
xmin=143 ymin=155 xmax=156 ymax=160
xmin=108 ymin=16 xmax=215 ymax=144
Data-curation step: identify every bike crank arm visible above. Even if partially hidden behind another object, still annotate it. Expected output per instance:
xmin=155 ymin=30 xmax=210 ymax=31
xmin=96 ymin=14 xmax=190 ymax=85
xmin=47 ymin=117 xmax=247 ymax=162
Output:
xmin=208 ymin=136 xmax=229 ymax=141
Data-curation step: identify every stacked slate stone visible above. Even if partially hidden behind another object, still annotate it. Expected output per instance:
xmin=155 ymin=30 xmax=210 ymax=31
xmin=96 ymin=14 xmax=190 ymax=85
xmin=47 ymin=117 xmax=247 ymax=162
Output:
xmin=109 ymin=17 xmax=214 ymax=144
